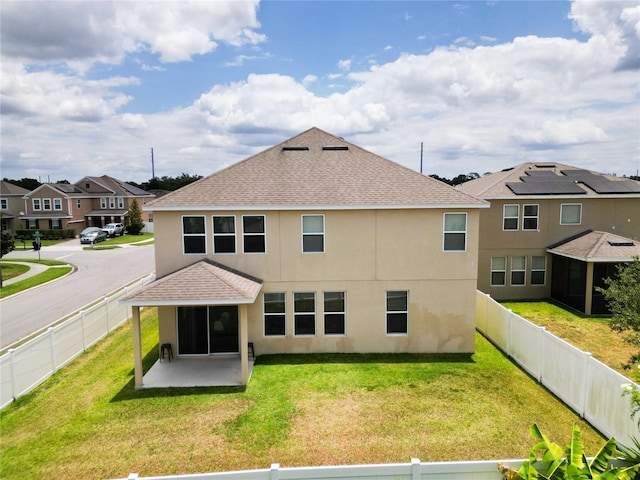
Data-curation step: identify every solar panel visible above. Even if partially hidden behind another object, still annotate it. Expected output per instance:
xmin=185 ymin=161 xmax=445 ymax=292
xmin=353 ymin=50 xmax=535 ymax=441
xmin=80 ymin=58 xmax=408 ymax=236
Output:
xmin=582 ymin=179 xmax=640 ymax=194
xmin=524 ymin=170 xmax=558 ymax=177
xmin=507 ymin=181 xmax=586 ymax=195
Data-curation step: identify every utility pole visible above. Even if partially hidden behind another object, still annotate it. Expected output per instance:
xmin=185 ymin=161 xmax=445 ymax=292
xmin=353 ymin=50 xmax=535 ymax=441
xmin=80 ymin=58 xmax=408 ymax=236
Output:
xmin=151 ymin=148 xmax=155 ymax=179
xmin=420 ymin=142 xmax=423 ymax=174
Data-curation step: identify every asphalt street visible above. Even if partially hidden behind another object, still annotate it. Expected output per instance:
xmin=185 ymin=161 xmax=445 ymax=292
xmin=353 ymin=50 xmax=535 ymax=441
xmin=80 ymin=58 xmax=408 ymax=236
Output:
xmin=0 ymin=240 xmax=155 ymax=349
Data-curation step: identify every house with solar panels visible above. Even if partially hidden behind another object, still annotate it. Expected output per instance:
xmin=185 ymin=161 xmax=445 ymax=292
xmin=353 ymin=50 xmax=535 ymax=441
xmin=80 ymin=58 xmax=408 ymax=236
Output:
xmin=121 ymin=127 xmax=488 ymax=388
xmin=457 ymin=162 xmax=640 ymax=315
xmin=21 ymin=176 xmax=155 ymax=236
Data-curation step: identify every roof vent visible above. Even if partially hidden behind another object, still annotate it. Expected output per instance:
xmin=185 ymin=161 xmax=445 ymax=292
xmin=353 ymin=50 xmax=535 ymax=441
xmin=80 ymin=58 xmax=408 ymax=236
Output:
xmin=282 ymin=146 xmax=309 ymax=151
xmin=322 ymin=146 xmax=349 ymax=151
xmin=535 ymin=164 xmax=556 ymax=168
xmin=608 ymin=240 xmax=635 ymax=247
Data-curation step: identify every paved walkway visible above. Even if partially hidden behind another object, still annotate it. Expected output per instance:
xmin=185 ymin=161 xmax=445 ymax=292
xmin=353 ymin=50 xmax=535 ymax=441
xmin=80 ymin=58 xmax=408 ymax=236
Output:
xmin=1 ymin=261 xmax=51 ymax=286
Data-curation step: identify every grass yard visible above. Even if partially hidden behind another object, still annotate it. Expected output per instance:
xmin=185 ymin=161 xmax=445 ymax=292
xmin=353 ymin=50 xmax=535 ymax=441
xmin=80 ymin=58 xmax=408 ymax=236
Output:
xmin=502 ymin=301 xmax=638 ymax=382
xmin=0 ymin=259 xmax=72 ymax=299
xmin=0 ymin=308 xmax=604 ymax=480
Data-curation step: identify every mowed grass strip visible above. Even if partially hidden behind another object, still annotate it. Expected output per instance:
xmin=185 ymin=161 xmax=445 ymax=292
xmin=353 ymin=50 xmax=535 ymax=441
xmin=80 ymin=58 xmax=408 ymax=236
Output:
xmin=502 ymin=301 xmax=637 ymax=382
xmin=1 ymin=308 xmax=604 ymax=480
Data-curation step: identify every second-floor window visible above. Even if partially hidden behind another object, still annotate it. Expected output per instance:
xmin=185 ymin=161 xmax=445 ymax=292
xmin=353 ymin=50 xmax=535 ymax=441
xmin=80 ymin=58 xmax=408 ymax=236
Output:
xmin=182 ymin=216 xmax=206 ymax=254
xmin=43 ymin=198 xmax=51 ymax=210
xmin=100 ymin=197 xmax=107 ymax=209
xmin=243 ymin=215 xmax=266 ymax=253
xmin=33 ymin=199 xmax=41 ymax=210
xmin=1 ymin=199 xmax=7 ymax=209
xmin=503 ymin=205 xmax=519 ymax=230
xmin=561 ymin=204 xmax=582 ymax=225
xmin=118 ymin=197 xmax=124 ymax=209
xmin=76 ymin=199 xmax=81 ymax=209
xmin=109 ymin=197 xmax=116 ymax=209
xmin=443 ymin=212 xmax=467 ymax=251
xmin=213 ymin=216 xmax=236 ymax=254
xmin=523 ymin=204 xmax=539 ymax=231
xmin=302 ymin=214 xmax=324 ymax=253
xmin=54 ymin=198 xmax=62 ymax=210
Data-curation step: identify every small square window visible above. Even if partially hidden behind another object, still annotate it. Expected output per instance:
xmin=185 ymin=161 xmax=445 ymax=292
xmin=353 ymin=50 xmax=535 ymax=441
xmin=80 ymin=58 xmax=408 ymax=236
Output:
xmin=561 ymin=204 xmax=582 ymax=225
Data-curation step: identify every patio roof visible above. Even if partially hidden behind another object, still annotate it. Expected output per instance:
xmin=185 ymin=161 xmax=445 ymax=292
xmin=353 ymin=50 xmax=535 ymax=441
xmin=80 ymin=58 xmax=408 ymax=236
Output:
xmin=121 ymin=259 xmax=263 ymax=306
xmin=547 ymin=230 xmax=640 ymax=262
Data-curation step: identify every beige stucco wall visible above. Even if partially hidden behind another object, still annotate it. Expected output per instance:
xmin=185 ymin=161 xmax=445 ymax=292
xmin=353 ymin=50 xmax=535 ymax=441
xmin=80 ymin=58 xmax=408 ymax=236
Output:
xmin=476 ymin=196 xmax=640 ymax=299
xmin=154 ymin=207 xmax=480 ymax=354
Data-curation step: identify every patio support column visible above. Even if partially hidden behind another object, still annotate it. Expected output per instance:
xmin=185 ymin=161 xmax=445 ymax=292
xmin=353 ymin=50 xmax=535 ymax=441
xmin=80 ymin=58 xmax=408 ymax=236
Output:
xmin=239 ymin=304 xmax=249 ymax=385
xmin=131 ymin=306 xmax=143 ymax=389
xmin=584 ymin=262 xmax=594 ymax=315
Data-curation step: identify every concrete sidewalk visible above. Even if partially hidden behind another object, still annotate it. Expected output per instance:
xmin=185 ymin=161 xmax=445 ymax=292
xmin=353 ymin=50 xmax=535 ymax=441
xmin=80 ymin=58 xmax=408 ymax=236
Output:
xmin=1 ymin=261 xmax=51 ymax=286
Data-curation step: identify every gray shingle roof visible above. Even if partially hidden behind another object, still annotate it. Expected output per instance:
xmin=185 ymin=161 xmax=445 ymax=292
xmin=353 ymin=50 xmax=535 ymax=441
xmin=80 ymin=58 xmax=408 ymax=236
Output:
xmin=547 ymin=230 xmax=640 ymax=262
xmin=457 ymin=162 xmax=640 ymax=198
xmin=148 ymin=127 xmax=486 ymax=210
xmin=121 ymin=259 xmax=263 ymax=306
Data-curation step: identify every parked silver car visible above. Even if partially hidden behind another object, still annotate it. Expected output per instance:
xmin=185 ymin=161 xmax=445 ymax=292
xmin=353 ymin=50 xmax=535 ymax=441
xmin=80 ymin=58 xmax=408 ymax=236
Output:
xmin=102 ymin=223 xmax=125 ymax=237
xmin=79 ymin=227 xmax=108 ymax=244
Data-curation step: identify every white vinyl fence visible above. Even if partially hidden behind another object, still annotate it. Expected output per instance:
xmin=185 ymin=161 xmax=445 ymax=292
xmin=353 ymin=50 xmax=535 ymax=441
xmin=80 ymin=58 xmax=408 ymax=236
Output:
xmin=476 ymin=291 xmax=638 ymax=447
xmin=0 ymin=273 xmax=154 ymax=409
xmin=116 ymin=458 xmax=529 ymax=480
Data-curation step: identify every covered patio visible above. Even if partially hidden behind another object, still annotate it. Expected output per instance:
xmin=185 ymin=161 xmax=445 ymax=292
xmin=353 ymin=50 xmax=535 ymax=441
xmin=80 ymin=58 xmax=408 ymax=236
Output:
xmin=120 ymin=259 xmax=263 ymax=389
xmin=142 ymin=355 xmax=255 ymax=388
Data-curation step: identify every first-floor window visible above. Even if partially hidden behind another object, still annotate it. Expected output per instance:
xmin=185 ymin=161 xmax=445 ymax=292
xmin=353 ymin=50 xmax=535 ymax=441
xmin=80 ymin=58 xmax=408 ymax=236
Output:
xmin=51 ymin=219 xmax=61 ymax=229
xmin=213 ymin=216 xmax=236 ymax=254
xmin=490 ymin=256 xmax=506 ymax=286
xmin=511 ymin=256 xmax=526 ymax=286
xmin=531 ymin=256 xmax=546 ymax=285
xmin=294 ymin=292 xmax=315 ymax=335
xmin=386 ymin=290 xmax=408 ymax=335
xmin=28 ymin=219 xmax=37 ymax=229
xmin=264 ymin=292 xmax=286 ymax=336
xmin=243 ymin=215 xmax=266 ymax=253
xmin=182 ymin=216 xmax=206 ymax=254
xmin=324 ymin=291 xmax=345 ymax=335
xmin=443 ymin=213 xmax=467 ymax=251
xmin=561 ymin=203 xmax=582 ymax=225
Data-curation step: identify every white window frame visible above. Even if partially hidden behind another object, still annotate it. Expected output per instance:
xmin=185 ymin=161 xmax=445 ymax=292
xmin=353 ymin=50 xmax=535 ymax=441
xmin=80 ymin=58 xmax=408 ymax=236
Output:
xmin=100 ymin=197 xmax=107 ymax=209
xmin=117 ymin=197 xmax=124 ymax=209
xmin=293 ymin=292 xmax=316 ymax=336
xmin=443 ymin=212 xmax=467 ymax=252
xmin=109 ymin=197 xmax=116 ymax=209
xmin=386 ymin=290 xmax=408 ymax=335
xmin=263 ymin=292 xmax=286 ymax=337
xmin=531 ymin=256 xmax=546 ymax=286
xmin=53 ymin=198 xmax=62 ymax=210
xmin=76 ymin=199 xmax=82 ymax=209
xmin=212 ymin=215 xmax=237 ymax=254
xmin=242 ymin=215 xmax=266 ymax=254
xmin=503 ymin=204 xmax=519 ymax=231
xmin=560 ymin=203 xmax=582 ymax=225
xmin=522 ymin=204 xmax=539 ymax=231
xmin=43 ymin=198 xmax=51 ymax=211
xmin=33 ymin=198 xmax=41 ymax=211
xmin=510 ymin=256 xmax=527 ymax=286
xmin=182 ymin=215 xmax=207 ymax=255
xmin=490 ymin=256 xmax=507 ymax=287
xmin=1 ymin=199 xmax=8 ymax=209
xmin=302 ymin=214 xmax=325 ymax=253
xmin=323 ymin=291 xmax=346 ymax=336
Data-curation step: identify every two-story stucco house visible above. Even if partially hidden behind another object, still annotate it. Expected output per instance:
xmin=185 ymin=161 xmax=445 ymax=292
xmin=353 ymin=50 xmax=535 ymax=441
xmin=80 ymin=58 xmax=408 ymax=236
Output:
xmin=122 ymin=127 xmax=488 ymax=388
xmin=0 ymin=181 xmax=31 ymax=235
xmin=21 ymin=175 xmax=154 ymax=236
xmin=457 ymin=162 xmax=640 ymax=315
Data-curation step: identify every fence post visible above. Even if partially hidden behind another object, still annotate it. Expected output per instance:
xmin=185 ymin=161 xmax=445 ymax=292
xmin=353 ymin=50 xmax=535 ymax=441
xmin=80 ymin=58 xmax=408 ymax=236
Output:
xmin=538 ymin=327 xmax=546 ymax=382
xmin=80 ymin=310 xmax=87 ymax=350
xmin=485 ymin=293 xmax=490 ymax=334
xmin=9 ymin=348 xmax=17 ymax=402
xmin=105 ymin=295 xmax=111 ymax=333
xmin=270 ymin=463 xmax=280 ymax=480
xmin=581 ymin=351 xmax=592 ymax=418
xmin=507 ymin=309 xmax=512 ymax=356
xmin=411 ymin=457 xmax=421 ymax=480
xmin=48 ymin=327 xmax=56 ymax=373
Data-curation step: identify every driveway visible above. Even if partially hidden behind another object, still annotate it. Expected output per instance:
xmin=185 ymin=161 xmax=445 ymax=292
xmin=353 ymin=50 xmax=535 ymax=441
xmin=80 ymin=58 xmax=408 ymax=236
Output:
xmin=0 ymin=240 xmax=155 ymax=349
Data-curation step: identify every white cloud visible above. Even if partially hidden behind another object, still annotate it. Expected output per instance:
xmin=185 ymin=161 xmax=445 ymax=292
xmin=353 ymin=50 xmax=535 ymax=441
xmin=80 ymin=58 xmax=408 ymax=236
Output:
xmin=338 ymin=59 xmax=352 ymax=71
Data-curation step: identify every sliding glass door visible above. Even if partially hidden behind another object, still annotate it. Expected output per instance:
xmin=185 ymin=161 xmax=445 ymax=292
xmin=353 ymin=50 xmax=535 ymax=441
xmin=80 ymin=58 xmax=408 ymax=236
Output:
xmin=177 ymin=306 xmax=239 ymax=355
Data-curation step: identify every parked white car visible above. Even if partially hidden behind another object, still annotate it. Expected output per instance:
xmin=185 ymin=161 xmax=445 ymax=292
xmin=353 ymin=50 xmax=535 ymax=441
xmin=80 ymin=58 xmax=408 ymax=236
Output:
xmin=102 ymin=223 xmax=125 ymax=237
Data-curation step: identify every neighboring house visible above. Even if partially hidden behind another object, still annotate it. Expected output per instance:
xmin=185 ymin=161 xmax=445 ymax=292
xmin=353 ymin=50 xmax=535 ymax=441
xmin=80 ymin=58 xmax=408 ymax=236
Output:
xmin=0 ymin=181 xmax=31 ymax=235
xmin=122 ymin=127 xmax=488 ymax=388
xmin=21 ymin=176 xmax=155 ymax=236
xmin=457 ymin=162 xmax=640 ymax=314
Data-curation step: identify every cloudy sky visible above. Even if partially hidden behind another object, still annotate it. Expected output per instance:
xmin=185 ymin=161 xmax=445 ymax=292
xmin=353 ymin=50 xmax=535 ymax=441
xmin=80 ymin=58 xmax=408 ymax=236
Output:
xmin=1 ymin=1 xmax=639 ymax=184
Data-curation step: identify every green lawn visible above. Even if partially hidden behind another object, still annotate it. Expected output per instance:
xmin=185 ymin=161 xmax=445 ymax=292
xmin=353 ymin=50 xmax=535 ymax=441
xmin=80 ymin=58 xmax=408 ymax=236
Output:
xmin=502 ymin=301 xmax=637 ymax=382
xmin=0 ymin=308 xmax=604 ymax=480
xmin=0 ymin=259 xmax=72 ymax=299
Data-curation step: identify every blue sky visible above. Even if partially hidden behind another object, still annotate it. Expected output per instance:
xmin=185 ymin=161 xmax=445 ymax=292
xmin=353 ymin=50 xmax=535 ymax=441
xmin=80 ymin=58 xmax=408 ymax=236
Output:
xmin=1 ymin=1 xmax=638 ymax=183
